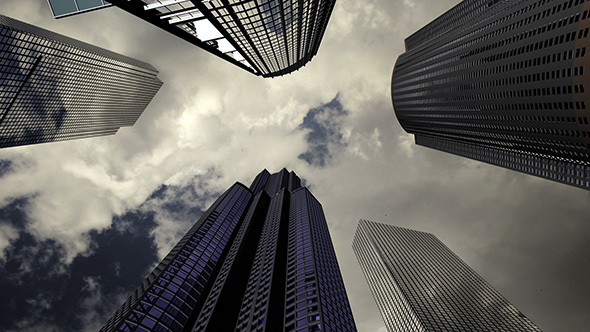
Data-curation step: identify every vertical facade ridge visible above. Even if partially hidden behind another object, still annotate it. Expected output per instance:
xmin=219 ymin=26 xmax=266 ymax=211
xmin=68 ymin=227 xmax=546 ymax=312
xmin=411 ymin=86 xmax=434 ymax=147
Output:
xmin=353 ymin=219 xmax=542 ymax=332
xmin=192 ymin=190 xmax=271 ymax=331
xmin=0 ymin=15 xmax=162 ymax=149
xmin=108 ymin=0 xmax=337 ymax=77
xmin=352 ymin=220 xmax=426 ymax=332
xmin=100 ymin=183 xmax=253 ymax=332
xmin=235 ymin=188 xmax=289 ymax=331
xmin=101 ymin=169 xmax=356 ymax=332
xmin=285 ymin=188 xmax=356 ymax=332
xmin=393 ymin=0 xmax=590 ymax=189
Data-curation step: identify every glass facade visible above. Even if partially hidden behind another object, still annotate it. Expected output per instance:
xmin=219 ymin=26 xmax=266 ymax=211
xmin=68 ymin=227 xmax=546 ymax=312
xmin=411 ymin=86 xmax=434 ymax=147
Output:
xmin=47 ymin=0 xmax=112 ymax=18
xmin=0 ymin=15 xmax=162 ymax=149
xmin=352 ymin=219 xmax=541 ymax=332
xmin=392 ymin=0 xmax=590 ymax=190
xmin=100 ymin=183 xmax=253 ymax=332
xmin=101 ymin=169 xmax=356 ymax=332
xmin=108 ymin=0 xmax=336 ymax=77
xmin=285 ymin=188 xmax=356 ymax=332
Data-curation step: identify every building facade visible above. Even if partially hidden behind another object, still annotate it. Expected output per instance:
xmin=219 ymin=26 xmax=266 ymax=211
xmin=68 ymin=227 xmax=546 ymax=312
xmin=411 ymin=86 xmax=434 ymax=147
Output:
xmin=392 ymin=0 xmax=590 ymax=189
xmin=47 ymin=0 xmax=112 ymax=18
xmin=0 ymin=15 xmax=162 ymax=149
xmin=101 ymin=169 xmax=357 ymax=332
xmin=108 ymin=0 xmax=336 ymax=77
xmin=352 ymin=219 xmax=541 ymax=332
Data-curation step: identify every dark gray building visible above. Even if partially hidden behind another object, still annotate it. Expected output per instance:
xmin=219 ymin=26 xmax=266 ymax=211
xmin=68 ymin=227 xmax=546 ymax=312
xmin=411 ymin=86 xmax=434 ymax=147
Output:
xmin=392 ymin=0 xmax=590 ymax=189
xmin=108 ymin=0 xmax=337 ymax=77
xmin=352 ymin=219 xmax=541 ymax=332
xmin=0 ymin=15 xmax=162 ymax=149
xmin=101 ymin=169 xmax=356 ymax=332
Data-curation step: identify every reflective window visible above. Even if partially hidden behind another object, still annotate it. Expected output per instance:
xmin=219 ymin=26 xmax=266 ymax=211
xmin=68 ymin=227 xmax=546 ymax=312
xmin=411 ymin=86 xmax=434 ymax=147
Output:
xmin=47 ymin=0 xmax=111 ymax=18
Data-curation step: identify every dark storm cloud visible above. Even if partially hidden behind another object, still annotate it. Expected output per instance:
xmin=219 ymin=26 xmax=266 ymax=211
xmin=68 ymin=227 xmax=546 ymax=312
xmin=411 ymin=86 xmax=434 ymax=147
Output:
xmin=0 ymin=203 xmax=159 ymax=331
xmin=298 ymin=95 xmax=348 ymax=167
xmin=0 ymin=159 xmax=12 ymax=178
xmin=0 ymin=174 xmax=216 ymax=331
xmin=0 ymin=1 xmax=588 ymax=331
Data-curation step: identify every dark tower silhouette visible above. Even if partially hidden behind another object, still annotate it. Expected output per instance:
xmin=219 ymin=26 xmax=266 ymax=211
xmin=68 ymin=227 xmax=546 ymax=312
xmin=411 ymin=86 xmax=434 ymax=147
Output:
xmin=392 ymin=0 xmax=590 ymax=189
xmin=108 ymin=0 xmax=337 ymax=77
xmin=101 ymin=169 xmax=356 ymax=332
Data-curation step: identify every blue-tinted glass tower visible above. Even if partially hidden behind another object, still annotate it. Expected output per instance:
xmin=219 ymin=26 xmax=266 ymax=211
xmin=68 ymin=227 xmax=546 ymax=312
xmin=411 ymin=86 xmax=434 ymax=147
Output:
xmin=101 ymin=168 xmax=357 ymax=332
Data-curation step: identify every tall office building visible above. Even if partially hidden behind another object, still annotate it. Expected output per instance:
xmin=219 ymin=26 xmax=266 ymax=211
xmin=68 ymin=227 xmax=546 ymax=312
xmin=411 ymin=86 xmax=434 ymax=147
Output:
xmin=0 ymin=15 xmax=162 ymax=149
xmin=352 ymin=219 xmax=541 ymax=332
xmin=47 ymin=0 xmax=112 ymax=18
xmin=392 ymin=0 xmax=590 ymax=189
xmin=108 ymin=0 xmax=337 ymax=77
xmin=101 ymin=169 xmax=357 ymax=332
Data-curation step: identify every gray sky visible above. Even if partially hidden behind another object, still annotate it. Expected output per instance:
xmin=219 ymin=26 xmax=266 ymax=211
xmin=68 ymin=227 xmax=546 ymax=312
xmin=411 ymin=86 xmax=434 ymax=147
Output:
xmin=0 ymin=0 xmax=589 ymax=331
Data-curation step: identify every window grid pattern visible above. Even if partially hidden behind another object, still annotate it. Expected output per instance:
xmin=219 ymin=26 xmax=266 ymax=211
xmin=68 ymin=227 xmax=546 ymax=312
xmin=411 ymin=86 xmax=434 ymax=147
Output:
xmin=352 ymin=220 xmax=426 ymax=332
xmin=201 ymin=0 xmax=336 ymax=77
xmin=0 ymin=15 xmax=161 ymax=148
xmin=192 ymin=191 xmax=266 ymax=331
xmin=285 ymin=188 xmax=356 ymax=332
xmin=101 ymin=169 xmax=356 ymax=332
xmin=405 ymin=0 xmax=504 ymax=51
xmin=235 ymin=189 xmax=287 ymax=332
xmin=417 ymin=134 xmax=590 ymax=189
xmin=47 ymin=0 xmax=112 ymax=18
xmin=285 ymin=188 xmax=322 ymax=332
xmin=353 ymin=220 xmax=541 ymax=332
xmin=250 ymin=169 xmax=271 ymax=194
xmin=264 ymin=168 xmax=295 ymax=196
xmin=392 ymin=0 xmax=590 ymax=188
xmin=110 ymin=0 xmax=335 ymax=77
xmin=101 ymin=183 xmax=252 ymax=332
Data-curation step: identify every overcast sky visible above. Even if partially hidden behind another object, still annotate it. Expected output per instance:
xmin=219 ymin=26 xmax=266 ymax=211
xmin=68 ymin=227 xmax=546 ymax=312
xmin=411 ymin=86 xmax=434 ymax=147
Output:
xmin=0 ymin=0 xmax=589 ymax=331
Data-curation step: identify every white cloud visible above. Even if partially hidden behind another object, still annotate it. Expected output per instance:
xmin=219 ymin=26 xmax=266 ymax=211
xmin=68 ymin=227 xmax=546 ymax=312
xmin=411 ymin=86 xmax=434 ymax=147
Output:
xmin=0 ymin=0 xmax=589 ymax=331
xmin=0 ymin=224 xmax=19 ymax=261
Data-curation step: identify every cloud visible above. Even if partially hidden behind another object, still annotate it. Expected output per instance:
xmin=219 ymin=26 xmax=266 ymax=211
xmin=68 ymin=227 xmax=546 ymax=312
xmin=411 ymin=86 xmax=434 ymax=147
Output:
xmin=0 ymin=0 xmax=588 ymax=331
xmin=0 ymin=224 xmax=18 ymax=261
xmin=139 ymin=172 xmax=219 ymax=259
xmin=298 ymin=95 xmax=348 ymax=167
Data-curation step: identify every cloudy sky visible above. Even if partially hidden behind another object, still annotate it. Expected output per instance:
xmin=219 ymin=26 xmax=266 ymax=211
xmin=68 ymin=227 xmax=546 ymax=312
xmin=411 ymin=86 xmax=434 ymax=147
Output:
xmin=0 ymin=0 xmax=589 ymax=331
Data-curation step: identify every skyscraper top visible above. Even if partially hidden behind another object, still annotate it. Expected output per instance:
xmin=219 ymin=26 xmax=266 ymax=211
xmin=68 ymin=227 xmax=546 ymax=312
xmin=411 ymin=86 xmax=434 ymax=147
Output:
xmin=0 ymin=15 xmax=157 ymax=72
xmin=0 ymin=14 xmax=162 ymax=149
xmin=108 ymin=0 xmax=337 ymax=77
xmin=392 ymin=0 xmax=590 ymax=189
xmin=353 ymin=219 xmax=541 ymax=331
xmin=404 ymin=0 xmax=499 ymax=51
xmin=249 ymin=168 xmax=302 ymax=196
xmin=101 ymin=169 xmax=356 ymax=331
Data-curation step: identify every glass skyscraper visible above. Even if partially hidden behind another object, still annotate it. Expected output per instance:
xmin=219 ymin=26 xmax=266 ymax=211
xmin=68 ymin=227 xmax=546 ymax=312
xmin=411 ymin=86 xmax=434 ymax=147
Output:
xmin=352 ymin=219 xmax=541 ymax=332
xmin=0 ymin=15 xmax=162 ymax=149
xmin=101 ymin=169 xmax=357 ymax=332
xmin=47 ymin=0 xmax=112 ymax=18
xmin=107 ymin=0 xmax=337 ymax=77
xmin=392 ymin=0 xmax=590 ymax=190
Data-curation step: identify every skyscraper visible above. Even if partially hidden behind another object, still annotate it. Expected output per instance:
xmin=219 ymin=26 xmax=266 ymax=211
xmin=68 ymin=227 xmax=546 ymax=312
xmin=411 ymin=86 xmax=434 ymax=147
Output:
xmin=108 ymin=0 xmax=337 ymax=77
xmin=352 ymin=219 xmax=541 ymax=332
xmin=47 ymin=0 xmax=112 ymax=18
xmin=392 ymin=0 xmax=590 ymax=190
xmin=101 ymin=169 xmax=357 ymax=332
xmin=0 ymin=15 xmax=162 ymax=149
